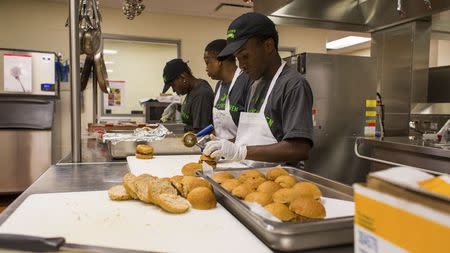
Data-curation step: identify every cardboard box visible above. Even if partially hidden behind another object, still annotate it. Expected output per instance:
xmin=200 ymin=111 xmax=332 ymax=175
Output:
xmin=354 ymin=167 xmax=450 ymax=253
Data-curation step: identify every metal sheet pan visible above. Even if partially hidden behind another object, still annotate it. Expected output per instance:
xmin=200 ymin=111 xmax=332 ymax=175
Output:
xmin=198 ymin=166 xmax=354 ymax=252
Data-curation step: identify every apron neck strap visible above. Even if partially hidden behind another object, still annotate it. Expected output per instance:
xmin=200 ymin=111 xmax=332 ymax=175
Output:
xmin=214 ymin=68 xmax=242 ymax=108
xmin=260 ymin=60 xmax=286 ymax=113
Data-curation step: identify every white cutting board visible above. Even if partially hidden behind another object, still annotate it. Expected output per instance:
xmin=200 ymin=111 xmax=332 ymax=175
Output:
xmin=127 ymin=155 xmax=248 ymax=177
xmin=0 ymin=191 xmax=271 ymax=253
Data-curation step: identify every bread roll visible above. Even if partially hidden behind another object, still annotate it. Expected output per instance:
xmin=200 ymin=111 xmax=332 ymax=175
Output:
xmin=232 ymin=184 xmax=254 ymax=199
xmin=181 ymin=176 xmax=211 ymax=197
xmin=187 ymin=187 xmax=217 ymax=210
xmin=221 ymin=179 xmax=241 ymax=192
xmin=243 ymin=177 xmax=266 ymax=190
xmin=238 ymin=170 xmax=265 ymax=183
xmin=212 ymin=172 xmax=235 ymax=184
xmin=264 ymin=203 xmax=296 ymax=221
xmin=134 ymin=174 xmax=158 ymax=203
xmin=289 ymin=197 xmax=326 ymax=220
xmin=160 ymin=177 xmax=171 ymax=183
xmin=292 ymin=182 xmax=322 ymax=200
xmin=275 ymin=175 xmax=297 ymax=188
xmin=123 ymin=172 xmax=139 ymax=199
xmin=272 ymin=188 xmax=298 ymax=204
xmin=169 ymin=175 xmax=184 ymax=194
xmin=108 ymin=185 xmax=132 ymax=200
xmin=135 ymin=144 xmax=154 ymax=159
xmin=147 ymin=178 xmax=178 ymax=203
xmin=200 ymin=154 xmax=217 ymax=166
xmin=245 ymin=192 xmax=272 ymax=206
xmin=156 ymin=193 xmax=190 ymax=214
xmin=266 ymin=165 xmax=289 ymax=180
xmin=257 ymin=181 xmax=282 ymax=195
xmin=181 ymin=162 xmax=202 ymax=176
xmin=136 ymin=153 xmax=153 ymax=159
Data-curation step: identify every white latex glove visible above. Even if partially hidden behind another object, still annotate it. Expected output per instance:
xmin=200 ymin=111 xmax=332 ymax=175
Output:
xmin=203 ymin=137 xmax=247 ymax=162
xmin=160 ymin=102 xmax=179 ymax=123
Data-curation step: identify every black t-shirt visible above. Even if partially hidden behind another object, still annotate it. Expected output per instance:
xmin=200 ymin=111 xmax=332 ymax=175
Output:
xmin=214 ymin=72 xmax=252 ymax=126
xmin=246 ymin=64 xmax=314 ymax=146
xmin=181 ymin=80 xmax=214 ymax=132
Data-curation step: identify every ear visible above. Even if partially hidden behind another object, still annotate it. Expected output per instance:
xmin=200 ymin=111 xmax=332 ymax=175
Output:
xmin=263 ymin=38 xmax=275 ymax=54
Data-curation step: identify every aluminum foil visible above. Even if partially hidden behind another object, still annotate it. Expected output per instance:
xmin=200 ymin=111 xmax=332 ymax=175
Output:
xmin=102 ymin=125 xmax=171 ymax=145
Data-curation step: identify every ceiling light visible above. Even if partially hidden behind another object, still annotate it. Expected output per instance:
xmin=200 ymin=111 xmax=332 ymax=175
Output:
xmin=103 ymin=49 xmax=118 ymax=55
xmin=326 ymin=36 xmax=371 ymax=50
xmin=106 ymin=69 xmax=114 ymax=73
xmin=105 ymin=61 xmax=114 ymax=65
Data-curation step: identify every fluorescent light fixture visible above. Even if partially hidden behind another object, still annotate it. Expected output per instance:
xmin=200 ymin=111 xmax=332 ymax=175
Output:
xmin=105 ymin=61 xmax=114 ymax=65
xmin=103 ymin=49 xmax=118 ymax=55
xmin=326 ymin=36 xmax=371 ymax=50
xmin=106 ymin=69 xmax=114 ymax=73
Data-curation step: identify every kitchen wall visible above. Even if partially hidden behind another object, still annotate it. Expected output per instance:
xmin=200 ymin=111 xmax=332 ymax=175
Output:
xmin=0 ymin=0 xmax=329 ymax=160
xmin=430 ymin=39 xmax=450 ymax=67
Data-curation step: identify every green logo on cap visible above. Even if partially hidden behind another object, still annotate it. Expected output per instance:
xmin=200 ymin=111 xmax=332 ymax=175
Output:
xmin=227 ymin=29 xmax=236 ymax=39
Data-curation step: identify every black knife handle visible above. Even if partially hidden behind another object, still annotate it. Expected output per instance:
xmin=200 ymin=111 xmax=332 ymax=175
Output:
xmin=0 ymin=233 xmax=65 ymax=252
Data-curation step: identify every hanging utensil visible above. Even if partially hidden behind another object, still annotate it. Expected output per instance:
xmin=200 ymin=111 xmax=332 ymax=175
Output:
xmin=94 ymin=51 xmax=110 ymax=94
xmin=82 ymin=0 xmax=102 ymax=56
xmin=80 ymin=55 xmax=94 ymax=91
xmin=79 ymin=0 xmax=91 ymax=55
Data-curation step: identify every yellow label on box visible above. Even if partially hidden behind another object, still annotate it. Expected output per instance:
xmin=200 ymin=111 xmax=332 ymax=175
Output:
xmin=355 ymin=192 xmax=450 ymax=253
xmin=365 ymin=111 xmax=377 ymax=117
xmin=366 ymin=100 xmax=377 ymax=108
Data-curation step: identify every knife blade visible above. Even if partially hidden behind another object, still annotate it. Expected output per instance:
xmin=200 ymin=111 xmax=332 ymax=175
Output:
xmin=0 ymin=233 xmax=158 ymax=253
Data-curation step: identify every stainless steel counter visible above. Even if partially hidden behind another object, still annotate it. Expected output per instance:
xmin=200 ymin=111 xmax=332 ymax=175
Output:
xmin=0 ymin=162 xmax=353 ymax=253
xmin=58 ymin=137 xmax=115 ymax=164
xmin=0 ymin=163 xmax=128 ymax=225
xmin=356 ymin=137 xmax=450 ymax=174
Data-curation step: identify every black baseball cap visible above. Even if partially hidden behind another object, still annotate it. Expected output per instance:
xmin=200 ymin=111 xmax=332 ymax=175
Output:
xmin=162 ymin=59 xmax=189 ymax=93
xmin=217 ymin=12 xmax=277 ymax=60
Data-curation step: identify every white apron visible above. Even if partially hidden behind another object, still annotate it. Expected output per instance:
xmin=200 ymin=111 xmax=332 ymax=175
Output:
xmin=235 ymin=61 xmax=286 ymax=166
xmin=212 ymin=68 xmax=241 ymax=140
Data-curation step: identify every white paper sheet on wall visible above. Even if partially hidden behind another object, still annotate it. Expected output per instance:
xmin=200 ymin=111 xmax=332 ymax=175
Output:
xmin=3 ymin=53 xmax=33 ymax=92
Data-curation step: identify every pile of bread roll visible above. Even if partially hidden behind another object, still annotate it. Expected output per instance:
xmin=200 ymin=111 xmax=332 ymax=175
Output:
xmin=108 ymin=172 xmax=217 ymax=214
xmin=213 ymin=166 xmax=326 ymax=222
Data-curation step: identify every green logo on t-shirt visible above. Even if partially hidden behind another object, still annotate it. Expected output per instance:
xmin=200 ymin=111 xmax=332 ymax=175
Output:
xmin=220 ymin=94 xmax=227 ymax=102
xmin=181 ymin=111 xmax=189 ymax=122
xmin=230 ymin=104 xmax=239 ymax=112
xmin=265 ymin=116 xmax=274 ymax=128
xmin=215 ymin=103 xmax=225 ymax=110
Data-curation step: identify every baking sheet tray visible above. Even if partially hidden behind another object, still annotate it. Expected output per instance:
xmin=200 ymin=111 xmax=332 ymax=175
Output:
xmin=199 ymin=166 xmax=355 ymax=252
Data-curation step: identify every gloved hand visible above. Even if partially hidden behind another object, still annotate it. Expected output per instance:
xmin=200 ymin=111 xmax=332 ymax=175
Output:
xmin=203 ymin=136 xmax=247 ymax=162
xmin=160 ymin=102 xmax=179 ymax=123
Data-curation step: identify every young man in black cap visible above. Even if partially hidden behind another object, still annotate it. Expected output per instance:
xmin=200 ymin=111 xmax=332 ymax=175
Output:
xmin=162 ymin=58 xmax=214 ymax=133
xmin=203 ymin=39 xmax=251 ymax=140
xmin=203 ymin=12 xmax=314 ymax=164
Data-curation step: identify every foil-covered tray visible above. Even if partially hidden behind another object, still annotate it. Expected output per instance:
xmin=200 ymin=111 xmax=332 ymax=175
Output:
xmin=198 ymin=166 xmax=354 ymax=252
xmin=102 ymin=124 xmax=170 ymax=145
xmin=106 ymin=132 xmax=200 ymax=159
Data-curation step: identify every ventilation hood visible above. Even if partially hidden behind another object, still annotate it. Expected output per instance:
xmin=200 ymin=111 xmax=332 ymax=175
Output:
xmin=254 ymin=0 xmax=450 ymax=32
